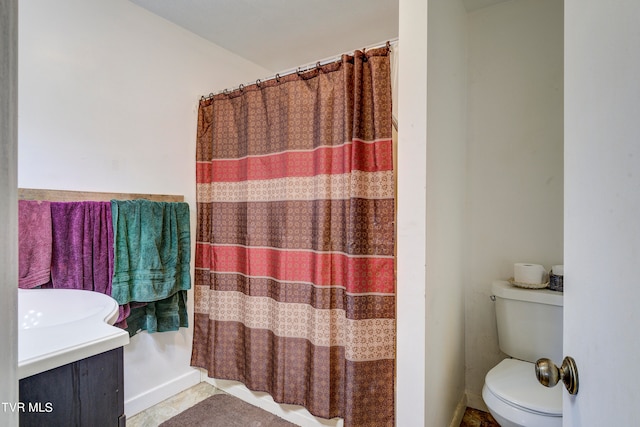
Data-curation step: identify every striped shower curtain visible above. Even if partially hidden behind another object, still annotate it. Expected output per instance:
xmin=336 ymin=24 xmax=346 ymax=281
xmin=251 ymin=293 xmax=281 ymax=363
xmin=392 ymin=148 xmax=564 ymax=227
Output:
xmin=192 ymin=46 xmax=395 ymax=427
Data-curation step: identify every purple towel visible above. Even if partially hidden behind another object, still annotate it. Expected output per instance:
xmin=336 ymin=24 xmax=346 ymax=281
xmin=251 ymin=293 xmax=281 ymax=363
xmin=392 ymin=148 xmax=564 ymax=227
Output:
xmin=18 ymin=200 xmax=52 ymax=289
xmin=115 ymin=302 xmax=146 ymax=330
xmin=49 ymin=201 xmax=114 ymax=294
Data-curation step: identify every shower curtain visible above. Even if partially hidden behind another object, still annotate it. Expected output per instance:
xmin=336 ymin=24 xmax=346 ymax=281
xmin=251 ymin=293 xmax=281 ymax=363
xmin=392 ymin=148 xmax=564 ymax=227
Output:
xmin=192 ymin=46 xmax=395 ymax=427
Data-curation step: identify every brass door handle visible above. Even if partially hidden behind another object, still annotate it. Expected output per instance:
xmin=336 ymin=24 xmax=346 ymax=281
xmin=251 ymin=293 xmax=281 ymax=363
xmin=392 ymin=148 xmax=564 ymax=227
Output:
xmin=535 ymin=356 xmax=579 ymax=395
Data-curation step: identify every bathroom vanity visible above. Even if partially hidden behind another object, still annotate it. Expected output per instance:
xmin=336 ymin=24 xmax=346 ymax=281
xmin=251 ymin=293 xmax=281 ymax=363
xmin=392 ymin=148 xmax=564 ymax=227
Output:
xmin=19 ymin=348 xmax=125 ymax=427
xmin=17 ymin=288 xmax=129 ymax=427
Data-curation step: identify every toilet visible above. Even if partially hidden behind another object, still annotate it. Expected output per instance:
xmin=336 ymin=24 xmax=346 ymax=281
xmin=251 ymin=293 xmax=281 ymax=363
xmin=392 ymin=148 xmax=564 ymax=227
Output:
xmin=482 ymin=280 xmax=564 ymax=427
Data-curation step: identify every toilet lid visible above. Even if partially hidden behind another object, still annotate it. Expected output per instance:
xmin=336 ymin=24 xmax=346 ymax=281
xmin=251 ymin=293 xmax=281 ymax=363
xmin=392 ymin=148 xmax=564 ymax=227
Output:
xmin=485 ymin=358 xmax=562 ymax=416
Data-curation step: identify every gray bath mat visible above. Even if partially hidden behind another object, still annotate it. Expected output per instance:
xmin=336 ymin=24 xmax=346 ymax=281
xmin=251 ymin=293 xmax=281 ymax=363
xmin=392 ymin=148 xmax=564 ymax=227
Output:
xmin=159 ymin=393 xmax=299 ymax=427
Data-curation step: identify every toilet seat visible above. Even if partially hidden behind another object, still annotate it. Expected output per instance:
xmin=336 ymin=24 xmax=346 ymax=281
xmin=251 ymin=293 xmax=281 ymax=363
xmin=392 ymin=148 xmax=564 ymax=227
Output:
xmin=485 ymin=358 xmax=562 ymax=416
xmin=483 ymin=358 xmax=562 ymax=426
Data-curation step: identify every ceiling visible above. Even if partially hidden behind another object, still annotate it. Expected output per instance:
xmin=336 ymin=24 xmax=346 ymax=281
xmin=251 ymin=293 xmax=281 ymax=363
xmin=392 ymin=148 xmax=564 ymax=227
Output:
xmin=130 ymin=0 xmax=399 ymax=72
xmin=130 ymin=0 xmax=510 ymax=72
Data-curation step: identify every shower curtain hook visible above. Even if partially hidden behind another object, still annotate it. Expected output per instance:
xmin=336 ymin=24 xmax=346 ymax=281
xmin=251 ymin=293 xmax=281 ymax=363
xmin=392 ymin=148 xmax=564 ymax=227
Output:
xmin=360 ymin=47 xmax=369 ymax=62
xmin=239 ymin=84 xmax=244 ymax=92
xmin=276 ymin=73 xmax=281 ymax=82
xmin=256 ymin=79 xmax=262 ymax=88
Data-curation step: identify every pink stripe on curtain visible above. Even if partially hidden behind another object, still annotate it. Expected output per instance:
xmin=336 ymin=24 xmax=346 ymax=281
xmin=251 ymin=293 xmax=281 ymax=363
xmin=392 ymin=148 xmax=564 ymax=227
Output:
xmin=192 ymin=47 xmax=395 ymax=427
xmin=196 ymin=244 xmax=394 ymax=294
xmin=196 ymin=139 xmax=393 ymax=182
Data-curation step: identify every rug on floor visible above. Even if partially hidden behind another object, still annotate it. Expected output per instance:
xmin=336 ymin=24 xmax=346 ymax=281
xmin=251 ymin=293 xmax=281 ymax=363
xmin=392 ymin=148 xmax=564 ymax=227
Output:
xmin=158 ymin=393 xmax=299 ymax=427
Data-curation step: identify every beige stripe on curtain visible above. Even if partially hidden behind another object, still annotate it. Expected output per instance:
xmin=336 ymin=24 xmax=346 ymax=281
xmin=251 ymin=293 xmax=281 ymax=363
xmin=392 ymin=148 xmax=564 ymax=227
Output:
xmin=192 ymin=46 xmax=395 ymax=427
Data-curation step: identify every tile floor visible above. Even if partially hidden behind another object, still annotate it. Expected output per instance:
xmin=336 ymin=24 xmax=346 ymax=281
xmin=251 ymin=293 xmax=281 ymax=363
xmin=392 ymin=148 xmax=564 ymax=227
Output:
xmin=126 ymin=382 xmax=220 ymax=427
xmin=459 ymin=407 xmax=500 ymax=427
xmin=127 ymin=383 xmax=499 ymax=427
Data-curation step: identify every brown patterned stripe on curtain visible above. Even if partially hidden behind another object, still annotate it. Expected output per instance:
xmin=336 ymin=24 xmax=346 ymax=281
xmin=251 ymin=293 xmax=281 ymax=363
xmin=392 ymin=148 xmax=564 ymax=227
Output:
xmin=192 ymin=46 xmax=395 ymax=427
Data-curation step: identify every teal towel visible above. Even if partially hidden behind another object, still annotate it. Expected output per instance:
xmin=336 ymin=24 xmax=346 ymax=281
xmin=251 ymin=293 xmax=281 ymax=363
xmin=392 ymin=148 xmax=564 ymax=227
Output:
xmin=124 ymin=291 xmax=188 ymax=337
xmin=111 ymin=200 xmax=191 ymax=305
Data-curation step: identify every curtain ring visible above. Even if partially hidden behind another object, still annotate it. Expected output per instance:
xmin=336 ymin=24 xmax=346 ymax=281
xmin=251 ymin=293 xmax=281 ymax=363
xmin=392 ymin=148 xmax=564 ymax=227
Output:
xmin=239 ymin=84 xmax=244 ymax=92
xmin=223 ymin=89 xmax=229 ymax=96
xmin=256 ymin=79 xmax=261 ymax=88
xmin=296 ymin=67 xmax=302 ymax=76
xmin=316 ymin=61 xmax=321 ymax=70
xmin=276 ymin=73 xmax=281 ymax=82
xmin=386 ymin=40 xmax=391 ymax=52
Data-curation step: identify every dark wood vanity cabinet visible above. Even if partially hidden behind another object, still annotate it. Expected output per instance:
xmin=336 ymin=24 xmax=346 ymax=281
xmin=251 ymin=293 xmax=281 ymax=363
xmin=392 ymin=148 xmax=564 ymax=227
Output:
xmin=19 ymin=347 xmax=125 ymax=427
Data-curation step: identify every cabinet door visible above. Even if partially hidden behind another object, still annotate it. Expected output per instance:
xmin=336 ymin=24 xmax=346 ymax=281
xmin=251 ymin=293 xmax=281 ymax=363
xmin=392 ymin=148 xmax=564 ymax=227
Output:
xmin=19 ymin=347 xmax=124 ymax=427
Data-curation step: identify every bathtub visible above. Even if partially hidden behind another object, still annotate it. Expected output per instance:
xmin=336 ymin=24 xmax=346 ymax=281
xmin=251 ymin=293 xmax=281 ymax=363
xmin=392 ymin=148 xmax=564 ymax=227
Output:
xmin=18 ymin=287 xmax=130 ymax=379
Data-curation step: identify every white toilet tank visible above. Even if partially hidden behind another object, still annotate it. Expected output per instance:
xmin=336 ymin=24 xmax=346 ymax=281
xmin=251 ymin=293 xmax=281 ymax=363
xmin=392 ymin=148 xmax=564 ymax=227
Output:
xmin=492 ymin=281 xmax=563 ymax=364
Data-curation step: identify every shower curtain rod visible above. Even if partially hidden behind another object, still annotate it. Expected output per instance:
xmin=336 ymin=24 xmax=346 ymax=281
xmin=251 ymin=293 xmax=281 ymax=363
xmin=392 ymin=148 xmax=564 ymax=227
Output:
xmin=201 ymin=38 xmax=398 ymax=100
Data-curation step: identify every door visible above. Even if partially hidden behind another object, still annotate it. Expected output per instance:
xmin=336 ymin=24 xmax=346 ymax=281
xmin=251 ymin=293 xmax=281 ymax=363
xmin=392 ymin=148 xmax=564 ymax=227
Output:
xmin=564 ymin=1 xmax=640 ymax=425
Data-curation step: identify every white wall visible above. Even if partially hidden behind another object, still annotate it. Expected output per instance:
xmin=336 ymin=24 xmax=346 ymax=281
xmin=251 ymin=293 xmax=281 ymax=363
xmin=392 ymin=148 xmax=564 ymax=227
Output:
xmin=0 ymin=1 xmax=19 ymax=425
xmin=464 ymin=0 xmax=564 ymax=409
xmin=396 ymin=0 xmax=427 ymax=424
xmin=425 ymin=0 xmax=468 ymax=425
xmin=18 ymin=0 xmax=270 ymax=416
xmin=396 ymin=1 xmax=469 ymax=425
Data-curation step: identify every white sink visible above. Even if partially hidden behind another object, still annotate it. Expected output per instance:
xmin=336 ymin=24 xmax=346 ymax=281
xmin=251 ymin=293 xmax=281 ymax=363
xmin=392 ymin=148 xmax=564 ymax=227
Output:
xmin=18 ymin=288 xmax=129 ymax=379
xmin=19 ymin=288 xmax=120 ymax=329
